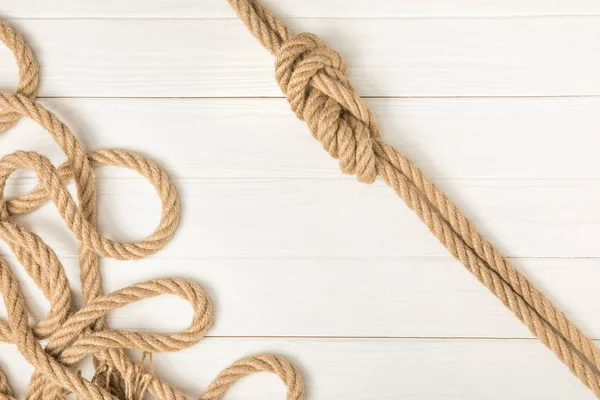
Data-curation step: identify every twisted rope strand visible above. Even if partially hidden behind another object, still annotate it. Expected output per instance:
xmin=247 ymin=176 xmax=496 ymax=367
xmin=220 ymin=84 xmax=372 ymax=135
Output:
xmin=225 ymin=0 xmax=600 ymax=398
xmin=0 ymin=367 xmax=15 ymax=400
xmin=0 ymin=17 xmax=303 ymax=400
xmin=200 ymin=355 xmax=304 ymax=400
xmin=0 ymin=22 xmax=38 ymax=134
xmin=28 ymin=279 xmax=213 ymax=399
xmin=5 ymin=1 xmax=587 ymax=398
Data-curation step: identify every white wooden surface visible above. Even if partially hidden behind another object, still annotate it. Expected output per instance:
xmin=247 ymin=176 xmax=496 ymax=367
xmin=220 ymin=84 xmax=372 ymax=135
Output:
xmin=1 ymin=18 xmax=599 ymax=97
xmin=0 ymin=1 xmax=598 ymax=399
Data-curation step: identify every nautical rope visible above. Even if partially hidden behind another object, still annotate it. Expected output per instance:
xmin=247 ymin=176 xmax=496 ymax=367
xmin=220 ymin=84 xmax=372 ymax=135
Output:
xmin=0 ymin=0 xmax=596 ymax=398
xmin=0 ymin=18 xmax=302 ymax=400
xmin=223 ymin=0 xmax=600 ymax=398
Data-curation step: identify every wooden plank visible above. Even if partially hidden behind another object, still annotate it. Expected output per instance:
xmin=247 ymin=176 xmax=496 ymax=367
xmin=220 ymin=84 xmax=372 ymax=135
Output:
xmin=1 ymin=18 xmax=599 ymax=97
xmin=0 ymin=177 xmax=597 ymax=259
xmin=2 ymin=0 xmax=599 ymax=18
xmin=3 ymin=255 xmax=599 ymax=339
xmin=0 ymin=338 xmax=594 ymax=399
xmin=7 ymin=97 xmax=600 ymax=180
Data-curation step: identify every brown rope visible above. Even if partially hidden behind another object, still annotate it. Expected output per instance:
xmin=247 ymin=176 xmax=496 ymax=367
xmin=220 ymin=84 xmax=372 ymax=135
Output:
xmin=222 ymin=0 xmax=600 ymax=398
xmin=1 ymin=0 xmax=595 ymax=398
xmin=0 ymin=18 xmax=303 ymax=400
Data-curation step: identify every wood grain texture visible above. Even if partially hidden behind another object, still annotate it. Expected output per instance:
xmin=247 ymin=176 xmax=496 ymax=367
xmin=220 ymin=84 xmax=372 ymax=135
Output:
xmin=0 ymin=338 xmax=595 ymax=399
xmin=1 ymin=255 xmax=598 ymax=339
xmin=1 ymin=0 xmax=600 ymax=18
xmin=9 ymin=97 xmax=598 ymax=180
xmin=0 ymin=99 xmax=598 ymax=335
xmin=0 ymin=177 xmax=597 ymax=259
xmin=0 ymin=3 xmax=598 ymax=399
xmin=0 ymin=18 xmax=598 ymax=97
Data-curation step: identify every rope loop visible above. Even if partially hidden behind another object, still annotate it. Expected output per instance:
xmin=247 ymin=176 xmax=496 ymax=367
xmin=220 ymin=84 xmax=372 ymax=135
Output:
xmin=201 ymin=354 xmax=305 ymax=400
xmin=27 ymin=278 xmax=214 ymax=399
xmin=0 ymin=147 xmax=180 ymax=260
xmin=0 ymin=16 xmax=302 ymax=400
xmin=0 ymin=22 xmax=38 ymax=134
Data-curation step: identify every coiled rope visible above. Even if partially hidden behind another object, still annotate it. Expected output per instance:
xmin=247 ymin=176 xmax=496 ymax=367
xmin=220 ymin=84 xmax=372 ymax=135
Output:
xmin=0 ymin=17 xmax=303 ymax=400
xmin=0 ymin=0 xmax=597 ymax=398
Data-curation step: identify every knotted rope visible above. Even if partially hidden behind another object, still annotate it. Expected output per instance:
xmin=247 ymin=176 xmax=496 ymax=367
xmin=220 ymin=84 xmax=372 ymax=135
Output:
xmin=2 ymin=0 xmax=598 ymax=398
xmin=225 ymin=0 xmax=600 ymax=398
xmin=0 ymin=19 xmax=304 ymax=400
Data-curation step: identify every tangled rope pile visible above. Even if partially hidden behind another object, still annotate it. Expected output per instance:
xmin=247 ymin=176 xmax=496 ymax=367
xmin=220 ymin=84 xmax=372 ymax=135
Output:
xmin=1 ymin=0 xmax=599 ymax=398
xmin=0 ymin=16 xmax=303 ymax=400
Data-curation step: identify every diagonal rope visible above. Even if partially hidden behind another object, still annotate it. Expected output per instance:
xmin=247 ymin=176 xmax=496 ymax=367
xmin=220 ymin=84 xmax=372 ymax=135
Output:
xmin=220 ymin=0 xmax=600 ymax=398
xmin=1 ymin=1 xmax=593 ymax=399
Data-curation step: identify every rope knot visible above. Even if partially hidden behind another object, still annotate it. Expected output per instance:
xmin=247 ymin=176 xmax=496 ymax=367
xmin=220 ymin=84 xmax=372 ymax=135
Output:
xmin=275 ymin=33 xmax=347 ymax=117
xmin=275 ymin=33 xmax=380 ymax=183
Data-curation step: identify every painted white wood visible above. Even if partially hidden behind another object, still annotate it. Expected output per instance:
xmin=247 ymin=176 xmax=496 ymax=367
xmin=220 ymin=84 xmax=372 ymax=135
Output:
xmin=8 ymin=97 xmax=599 ymax=180
xmin=0 ymin=2 xmax=598 ymax=398
xmin=0 ymin=177 xmax=596 ymax=259
xmin=0 ymin=18 xmax=598 ymax=97
xmin=0 ymin=338 xmax=595 ymax=399
xmin=2 ymin=0 xmax=600 ymax=18
xmin=2 ymin=255 xmax=599 ymax=339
